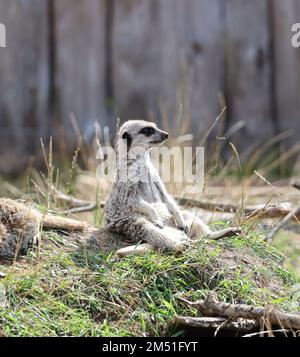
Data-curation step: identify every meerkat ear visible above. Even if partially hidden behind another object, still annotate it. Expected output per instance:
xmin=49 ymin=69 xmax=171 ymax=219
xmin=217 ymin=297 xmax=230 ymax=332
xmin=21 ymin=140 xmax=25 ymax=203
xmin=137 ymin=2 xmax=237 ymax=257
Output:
xmin=122 ymin=131 xmax=132 ymax=148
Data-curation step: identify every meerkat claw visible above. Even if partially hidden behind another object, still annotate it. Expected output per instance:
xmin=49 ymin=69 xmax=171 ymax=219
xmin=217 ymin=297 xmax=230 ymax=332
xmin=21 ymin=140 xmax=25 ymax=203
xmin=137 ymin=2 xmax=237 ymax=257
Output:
xmin=154 ymin=220 xmax=164 ymax=229
xmin=179 ymin=225 xmax=189 ymax=235
xmin=227 ymin=227 xmax=242 ymax=236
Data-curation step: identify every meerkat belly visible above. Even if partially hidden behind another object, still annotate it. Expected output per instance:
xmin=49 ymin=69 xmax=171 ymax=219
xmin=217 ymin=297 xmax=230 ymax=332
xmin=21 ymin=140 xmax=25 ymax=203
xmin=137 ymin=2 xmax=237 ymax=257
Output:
xmin=139 ymin=181 xmax=162 ymax=203
xmin=151 ymin=202 xmax=174 ymax=226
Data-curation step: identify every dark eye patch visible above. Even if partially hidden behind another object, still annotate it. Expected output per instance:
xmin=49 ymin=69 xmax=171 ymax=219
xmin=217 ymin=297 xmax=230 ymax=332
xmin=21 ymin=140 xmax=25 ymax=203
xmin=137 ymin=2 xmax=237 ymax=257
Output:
xmin=139 ymin=126 xmax=155 ymax=137
xmin=122 ymin=131 xmax=132 ymax=148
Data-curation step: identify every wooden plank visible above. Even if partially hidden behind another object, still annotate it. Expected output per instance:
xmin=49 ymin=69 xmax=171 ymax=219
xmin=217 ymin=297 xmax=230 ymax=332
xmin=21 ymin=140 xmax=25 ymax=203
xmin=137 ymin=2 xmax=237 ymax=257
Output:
xmin=272 ymin=0 xmax=300 ymax=146
xmin=112 ymin=0 xmax=224 ymax=140
xmin=0 ymin=0 xmax=49 ymax=173
xmin=54 ymin=0 xmax=107 ymax=143
xmin=224 ymin=0 xmax=274 ymax=152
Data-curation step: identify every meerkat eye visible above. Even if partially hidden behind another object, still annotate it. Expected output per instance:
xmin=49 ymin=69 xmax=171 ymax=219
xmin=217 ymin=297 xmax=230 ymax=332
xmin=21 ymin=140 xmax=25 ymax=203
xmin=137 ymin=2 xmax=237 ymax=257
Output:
xmin=139 ymin=126 xmax=155 ymax=137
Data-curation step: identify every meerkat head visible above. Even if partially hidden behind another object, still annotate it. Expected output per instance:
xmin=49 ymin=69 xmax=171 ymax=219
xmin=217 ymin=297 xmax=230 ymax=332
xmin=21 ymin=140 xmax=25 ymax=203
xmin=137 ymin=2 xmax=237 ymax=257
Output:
xmin=118 ymin=120 xmax=168 ymax=152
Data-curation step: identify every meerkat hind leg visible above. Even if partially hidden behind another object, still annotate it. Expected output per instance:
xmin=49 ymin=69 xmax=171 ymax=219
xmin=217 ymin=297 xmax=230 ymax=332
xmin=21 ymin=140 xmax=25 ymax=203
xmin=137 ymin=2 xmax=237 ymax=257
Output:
xmin=182 ymin=211 xmax=242 ymax=240
xmin=115 ymin=243 xmax=154 ymax=257
xmin=202 ymin=227 xmax=242 ymax=240
xmin=115 ymin=219 xmax=191 ymax=258
xmin=138 ymin=218 xmax=190 ymax=252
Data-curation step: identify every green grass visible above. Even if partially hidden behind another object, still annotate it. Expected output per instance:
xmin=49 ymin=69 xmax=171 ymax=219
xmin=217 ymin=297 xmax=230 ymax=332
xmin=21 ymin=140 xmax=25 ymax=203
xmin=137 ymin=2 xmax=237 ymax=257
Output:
xmin=0 ymin=227 xmax=298 ymax=337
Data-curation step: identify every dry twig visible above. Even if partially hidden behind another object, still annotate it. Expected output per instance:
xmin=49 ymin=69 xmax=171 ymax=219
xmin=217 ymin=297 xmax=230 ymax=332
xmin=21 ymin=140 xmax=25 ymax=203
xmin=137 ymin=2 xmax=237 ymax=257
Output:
xmin=265 ymin=203 xmax=300 ymax=241
xmin=180 ymin=294 xmax=300 ymax=330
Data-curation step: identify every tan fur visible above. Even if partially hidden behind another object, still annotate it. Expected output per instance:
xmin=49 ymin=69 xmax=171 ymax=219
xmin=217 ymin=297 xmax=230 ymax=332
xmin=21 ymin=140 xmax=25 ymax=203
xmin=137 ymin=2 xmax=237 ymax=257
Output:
xmin=0 ymin=199 xmax=41 ymax=258
xmin=0 ymin=223 xmax=6 ymax=242
xmin=0 ymin=198 xmax=89 ymax=259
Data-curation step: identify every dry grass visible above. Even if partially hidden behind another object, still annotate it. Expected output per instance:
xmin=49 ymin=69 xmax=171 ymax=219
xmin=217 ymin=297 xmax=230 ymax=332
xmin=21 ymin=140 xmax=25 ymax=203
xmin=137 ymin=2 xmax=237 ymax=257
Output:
xmin=0 ymin=224 xmax=297 ymax=337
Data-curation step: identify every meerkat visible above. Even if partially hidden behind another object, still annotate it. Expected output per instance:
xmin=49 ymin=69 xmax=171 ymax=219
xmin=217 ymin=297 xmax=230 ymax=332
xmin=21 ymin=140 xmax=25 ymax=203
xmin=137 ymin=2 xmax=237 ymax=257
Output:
xmin=105 ymin=120 xmax=241 ymax=253
xmin=0 ymin=198 xmax=88 ymax=259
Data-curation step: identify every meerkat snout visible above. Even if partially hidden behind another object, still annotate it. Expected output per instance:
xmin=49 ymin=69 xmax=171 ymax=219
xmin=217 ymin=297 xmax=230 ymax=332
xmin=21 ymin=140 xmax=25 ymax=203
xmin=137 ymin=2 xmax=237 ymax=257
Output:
xmin=149 ymin=130 xmax=168 ymax=145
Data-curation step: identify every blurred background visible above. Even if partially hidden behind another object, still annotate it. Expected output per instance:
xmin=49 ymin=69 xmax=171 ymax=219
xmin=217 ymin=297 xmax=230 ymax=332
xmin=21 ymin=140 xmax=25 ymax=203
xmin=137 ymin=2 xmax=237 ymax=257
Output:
xmin=0 ymin=0 xmax=300 ymax=176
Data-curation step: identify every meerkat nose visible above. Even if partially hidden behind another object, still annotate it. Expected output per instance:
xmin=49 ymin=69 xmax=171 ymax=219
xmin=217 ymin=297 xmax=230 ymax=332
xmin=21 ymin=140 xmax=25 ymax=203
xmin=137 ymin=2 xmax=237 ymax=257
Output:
xmin=162 ymin=132 xmax=168 ymax=140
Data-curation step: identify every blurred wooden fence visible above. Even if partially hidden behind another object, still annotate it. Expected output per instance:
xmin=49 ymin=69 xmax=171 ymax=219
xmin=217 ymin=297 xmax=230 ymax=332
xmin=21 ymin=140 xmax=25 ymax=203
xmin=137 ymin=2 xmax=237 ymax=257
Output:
xmin=0 ymin=0 xmax=300 ymax=173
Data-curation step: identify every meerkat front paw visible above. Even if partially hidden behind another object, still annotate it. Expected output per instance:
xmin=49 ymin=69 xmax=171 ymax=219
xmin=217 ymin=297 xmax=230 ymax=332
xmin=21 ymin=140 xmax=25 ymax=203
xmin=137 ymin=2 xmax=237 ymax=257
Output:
xmin=173 ymin=213 xmax=189 ymax=233
xmin=179 ymin=224 xmax=189 ymax=235
xmin=32 ymin=233 xmax=41 ymax=246
xmin=224 ymin=227 xmax=242 ymax=236
xmin=173 ymin=236 xmax=191 ymax=252
xmin=176 ymin=229 xmax=191 ymax=245
xmin=208 ymin=226 xmax=243 ymax=240
xmin=153 ymin=219 xmax=164 ymax=229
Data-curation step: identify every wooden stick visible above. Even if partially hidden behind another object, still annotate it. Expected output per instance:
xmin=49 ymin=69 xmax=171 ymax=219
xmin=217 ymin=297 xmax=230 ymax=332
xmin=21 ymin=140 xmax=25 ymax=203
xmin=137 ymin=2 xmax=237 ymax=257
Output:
xmin=176 ymin=197 xmax=240 ymax=213
xmin=242 ymin=329 xmax=291 ymax=337
xmin=61 ymin=203 xmax=97 ymax=215
xmin=172 ymin=316 xmax=258 ymax=333
xmin=51 ymin=187 xmax=105 ymax=212
xmin=181 ymin=294 xmax=300 ymax=330
xmin=42 ymin=214 xmax=89 ymax=231
xmin=266 ymin=203 xmax=300 ymax=240
xmin=51 ymin=186 xmax=97 ymax=208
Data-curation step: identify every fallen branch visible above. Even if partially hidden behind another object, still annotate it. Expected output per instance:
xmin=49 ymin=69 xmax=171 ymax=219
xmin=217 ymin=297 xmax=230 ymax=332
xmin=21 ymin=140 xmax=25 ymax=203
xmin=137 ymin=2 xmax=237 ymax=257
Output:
xmin=51 ymin=186 xmax=104 ymax=213
xmin=175 ymin=197 xmax=241 ymax=213
xmin=52 ymin=188 xmax=300 ymax=221
xmin=242 ymin=329 xmax=291 ymax=337
xmin=176 ymin=197 xmax=300 ymax=221
xmin=171 ymin=316 xmax=258 ymax=334
xmin=51 ymin=186 xmax=93 ymax=208
xmin=266 ymin=203 xmax=300 ymax=241
xmin=62 ymin=203 xmax=97 ymax=215
xmin=180 ymin=294 xmax=300 ymax=330
xmin=41 ymin=213 xmax=89 ymax=231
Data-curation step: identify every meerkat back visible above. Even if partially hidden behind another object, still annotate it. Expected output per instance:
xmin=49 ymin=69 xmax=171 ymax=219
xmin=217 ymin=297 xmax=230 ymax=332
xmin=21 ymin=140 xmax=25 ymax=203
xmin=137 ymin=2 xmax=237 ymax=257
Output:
xmin=0 ymin=199 xmax=40 ymax=259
